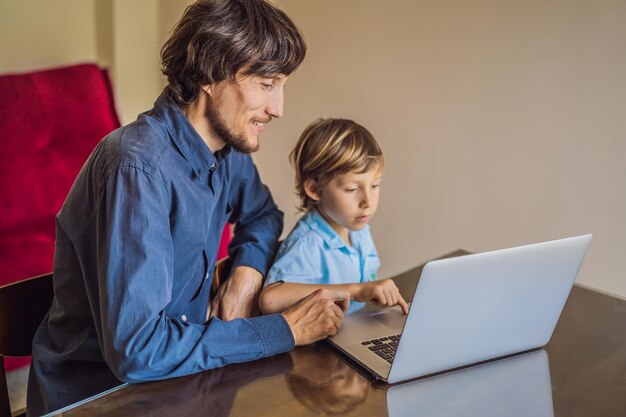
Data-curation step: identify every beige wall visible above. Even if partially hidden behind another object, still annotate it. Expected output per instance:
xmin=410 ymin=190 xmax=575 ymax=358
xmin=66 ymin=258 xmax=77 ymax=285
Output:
xmin=267 ymin=0 xmax=626 ymax=298
xmin=0 ymin=1 xmax=97 ymax=73
xmin=107 ymin=0 xmax=161 ymax=124
xmin=106 ymin=0 xmax=188 ymax=124
xmin=2 ymin=1 xmax=625 ymax=297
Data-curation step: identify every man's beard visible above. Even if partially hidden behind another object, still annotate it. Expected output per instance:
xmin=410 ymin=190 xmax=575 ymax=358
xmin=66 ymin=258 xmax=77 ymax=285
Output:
xmin=205 ymin=100 xmax=260 ymax=154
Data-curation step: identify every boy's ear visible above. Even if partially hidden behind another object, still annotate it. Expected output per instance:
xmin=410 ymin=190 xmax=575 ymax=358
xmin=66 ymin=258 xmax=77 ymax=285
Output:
xmin=303 ymin=179 xmax=321 ymax=202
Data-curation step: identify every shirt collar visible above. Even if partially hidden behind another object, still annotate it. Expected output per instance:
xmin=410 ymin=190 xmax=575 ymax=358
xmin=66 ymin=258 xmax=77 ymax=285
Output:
xmin=304 ymin=209 xmax=353 ymax=250
xmin=150 ymin=90 xmax=232 ymax=178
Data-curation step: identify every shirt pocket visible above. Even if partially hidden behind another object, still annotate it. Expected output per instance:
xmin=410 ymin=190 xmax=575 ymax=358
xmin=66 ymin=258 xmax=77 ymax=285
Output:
xmin=363 ymin=253 xmax=381 ymax=282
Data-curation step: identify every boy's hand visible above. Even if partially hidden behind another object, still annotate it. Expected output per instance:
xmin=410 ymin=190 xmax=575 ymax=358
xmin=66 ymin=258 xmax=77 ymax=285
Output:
xmin=356 ymin=279 xmax=409 ymax=314
xmin=281 ymin=289 xmax=350 ymax=346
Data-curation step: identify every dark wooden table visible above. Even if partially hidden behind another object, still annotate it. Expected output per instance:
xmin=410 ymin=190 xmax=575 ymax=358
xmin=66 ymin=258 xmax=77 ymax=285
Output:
xmin=48 ymin=252 xmax=626 ymax=417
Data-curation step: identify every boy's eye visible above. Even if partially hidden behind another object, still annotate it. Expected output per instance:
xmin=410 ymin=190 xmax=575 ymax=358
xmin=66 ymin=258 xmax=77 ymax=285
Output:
xmin=372 ymin=184 xmax=381 ymax=189
xmin=345 ymin=188 xmax=358 ymax=193
xmin=260 ymin=82 xmax=274 ymax=90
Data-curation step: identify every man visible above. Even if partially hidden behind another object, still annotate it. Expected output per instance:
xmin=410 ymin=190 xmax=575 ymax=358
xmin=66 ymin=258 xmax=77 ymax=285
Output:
xmin=27 ymin=1 xmax=349 ymax=415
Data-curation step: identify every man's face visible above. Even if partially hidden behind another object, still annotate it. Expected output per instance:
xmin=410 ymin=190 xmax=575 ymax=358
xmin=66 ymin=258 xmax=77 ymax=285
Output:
xmin=205 ymin=72 xmax=288 ymax=153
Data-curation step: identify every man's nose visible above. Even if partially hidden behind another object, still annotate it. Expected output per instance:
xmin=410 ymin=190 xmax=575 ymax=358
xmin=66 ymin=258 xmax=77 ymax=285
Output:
xmin=266 ymin=88 xmax=284 ymax=118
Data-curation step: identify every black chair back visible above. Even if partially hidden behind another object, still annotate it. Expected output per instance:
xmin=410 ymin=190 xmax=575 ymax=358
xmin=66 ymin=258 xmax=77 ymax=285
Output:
xmin=0 ymin=273 xmax=53 ymax=417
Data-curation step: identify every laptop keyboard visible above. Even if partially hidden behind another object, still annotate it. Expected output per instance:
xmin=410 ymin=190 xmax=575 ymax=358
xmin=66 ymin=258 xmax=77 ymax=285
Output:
xmin=361 ymin=334 xmax=402 ymax=363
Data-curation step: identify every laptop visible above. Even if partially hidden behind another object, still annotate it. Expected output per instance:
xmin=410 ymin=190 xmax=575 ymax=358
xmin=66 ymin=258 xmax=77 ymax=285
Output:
xmin=387 ymin=349 xmax=554 ymax=417
xmin=328 ymin=234 xmax=592 ymax=383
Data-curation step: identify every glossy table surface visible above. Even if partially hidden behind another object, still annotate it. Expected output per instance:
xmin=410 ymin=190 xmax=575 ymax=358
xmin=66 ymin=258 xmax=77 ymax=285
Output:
xmin=50 ymin=252 xmax=626 ymax=417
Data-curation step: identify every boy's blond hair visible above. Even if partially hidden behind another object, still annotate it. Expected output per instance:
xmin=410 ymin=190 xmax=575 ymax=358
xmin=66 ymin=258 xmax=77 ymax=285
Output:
xmin=290 ymin=118 xmax=384 ymax=212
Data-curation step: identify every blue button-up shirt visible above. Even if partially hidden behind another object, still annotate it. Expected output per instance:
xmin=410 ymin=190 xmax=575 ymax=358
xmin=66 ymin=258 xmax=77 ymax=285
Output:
xmin=265 ymin=209 xmax=381 ymax=314
xmin=27 ymin=91 xmax=293 ymax=416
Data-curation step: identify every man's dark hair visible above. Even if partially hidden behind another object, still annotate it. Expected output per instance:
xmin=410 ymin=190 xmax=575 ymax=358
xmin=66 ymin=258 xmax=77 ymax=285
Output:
xmin=161 ymin=0 xmax=306 ymax=105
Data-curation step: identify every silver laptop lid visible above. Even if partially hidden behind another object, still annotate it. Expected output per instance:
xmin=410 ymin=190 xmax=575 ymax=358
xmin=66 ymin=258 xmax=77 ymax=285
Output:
xmin=388 ymin=234 xmax=592 ymax=383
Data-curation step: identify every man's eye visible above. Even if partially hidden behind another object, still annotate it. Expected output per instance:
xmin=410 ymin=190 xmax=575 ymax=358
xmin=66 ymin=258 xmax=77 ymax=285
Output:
xmin=261 ymin=82 xmax=273 ymax=90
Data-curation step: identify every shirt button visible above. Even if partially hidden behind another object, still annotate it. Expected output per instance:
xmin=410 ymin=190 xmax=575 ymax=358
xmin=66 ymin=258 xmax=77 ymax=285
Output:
xmin=210 ymin=162 xmax=216 ymax=170
xmin=204 ymin=272 xmax=209 ymax=280
xmin=181 ymin=314 xmax=188 ymax=322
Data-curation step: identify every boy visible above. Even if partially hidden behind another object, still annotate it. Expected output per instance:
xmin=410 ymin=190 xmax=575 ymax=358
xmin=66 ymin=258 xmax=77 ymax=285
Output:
xmin=259 ymin=118 xmax=408 ymax=315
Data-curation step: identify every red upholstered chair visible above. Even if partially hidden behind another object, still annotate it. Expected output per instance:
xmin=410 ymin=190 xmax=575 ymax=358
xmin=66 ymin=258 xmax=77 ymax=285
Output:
xmin=217 ymin=225 xmax=231 ymax=262
xmin=0 ymin=63 xmax=120 ymax=372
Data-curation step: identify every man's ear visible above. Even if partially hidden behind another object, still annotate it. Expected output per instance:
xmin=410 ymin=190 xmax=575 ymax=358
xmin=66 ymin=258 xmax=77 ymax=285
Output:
xmin=202 ymin=84 xmax=212 ymax=97
xmin=303 ymin=179 xmax=321 ymax=203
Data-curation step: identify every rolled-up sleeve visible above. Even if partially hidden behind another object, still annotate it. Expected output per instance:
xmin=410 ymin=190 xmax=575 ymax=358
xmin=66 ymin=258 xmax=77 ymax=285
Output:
xmin=226 ymin=154 xmax=283 ymax=276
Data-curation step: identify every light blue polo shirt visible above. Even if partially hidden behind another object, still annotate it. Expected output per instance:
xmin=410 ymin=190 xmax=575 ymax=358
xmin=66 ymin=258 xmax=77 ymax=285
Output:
xmin=266 ymin=209 xmax=381 ymax=314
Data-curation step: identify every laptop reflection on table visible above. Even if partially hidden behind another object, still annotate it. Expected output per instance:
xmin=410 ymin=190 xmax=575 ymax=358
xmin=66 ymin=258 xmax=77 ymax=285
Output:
xmin=387 ymin=349 xmax=554 ymax=417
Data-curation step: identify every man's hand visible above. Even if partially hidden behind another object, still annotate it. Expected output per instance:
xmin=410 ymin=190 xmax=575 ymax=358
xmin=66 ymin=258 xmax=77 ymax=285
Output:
xmin=210 ymin=266 xmax=263 ymax=321
xmin=281 ymin=289 xmax=350 ymax=346
xmin=355 ymin=279 xmax=409 ymax=314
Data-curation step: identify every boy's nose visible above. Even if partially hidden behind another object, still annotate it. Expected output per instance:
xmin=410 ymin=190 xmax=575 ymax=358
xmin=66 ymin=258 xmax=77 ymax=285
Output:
xmin=360 ymin=191 xmax=371 ymax=208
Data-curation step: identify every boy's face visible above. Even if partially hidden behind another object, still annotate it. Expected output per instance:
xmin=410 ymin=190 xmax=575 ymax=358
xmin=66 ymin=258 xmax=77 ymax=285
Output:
xmin=204 ymin=71 xmax=288 ymax=153
xmin=308 ymin=165 xmax=382 ymax=243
